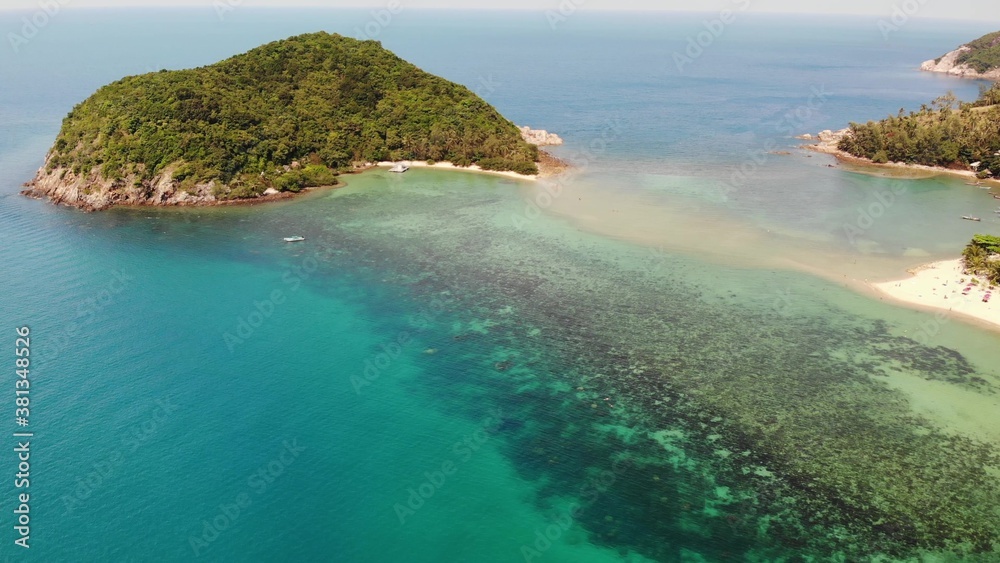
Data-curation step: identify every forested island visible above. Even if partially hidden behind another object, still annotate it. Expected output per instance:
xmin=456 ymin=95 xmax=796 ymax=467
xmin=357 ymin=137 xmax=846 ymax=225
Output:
xmin=921 ymin=30 xmax=1000 ymax=80
xmin=807 ymin=83 xmax=1000 ymax=179
xmin=23 ymin=32 xmax=542 ymax=210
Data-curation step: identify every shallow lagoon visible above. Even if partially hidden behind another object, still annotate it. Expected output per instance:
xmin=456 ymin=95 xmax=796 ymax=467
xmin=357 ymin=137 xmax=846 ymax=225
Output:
xmin=3 ymin=9 xmax=1000 ymax=561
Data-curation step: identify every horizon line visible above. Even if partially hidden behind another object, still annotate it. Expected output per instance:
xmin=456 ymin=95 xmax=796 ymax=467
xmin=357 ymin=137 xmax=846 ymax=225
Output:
xmin=0 ymin=4 xmax=1000 ymax=25
xmin=0 ymin=5 xmax=996 ymax=22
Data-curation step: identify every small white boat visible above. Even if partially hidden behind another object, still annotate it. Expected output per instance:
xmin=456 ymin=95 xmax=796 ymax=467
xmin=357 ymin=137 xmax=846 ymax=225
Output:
xmin=389 ymin=163 xmax=410 ymax=173
xmin=283 ymin=236 xmax=305 ymax=242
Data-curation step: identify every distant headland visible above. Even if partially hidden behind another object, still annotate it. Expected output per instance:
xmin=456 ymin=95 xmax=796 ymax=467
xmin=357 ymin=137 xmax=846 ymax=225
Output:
xmin=802 ymin=81 xmax=1000 ymax=183
xmin=22 ymin=32 xmax=561 ymax=211
xmin=920 ymin=30 xmax=1000 ymax=80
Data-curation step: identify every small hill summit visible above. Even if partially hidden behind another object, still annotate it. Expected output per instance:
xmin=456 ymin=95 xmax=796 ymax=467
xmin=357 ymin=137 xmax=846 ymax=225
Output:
xmin=24 ymin=32 xmax=543 ymax=210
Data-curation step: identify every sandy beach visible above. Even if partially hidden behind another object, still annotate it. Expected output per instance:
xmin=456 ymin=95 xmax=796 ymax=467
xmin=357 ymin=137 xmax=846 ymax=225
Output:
xmin=871 ymin=259 xmax=1000 ymax=331
xmin=375 ymin=150 xmax=570 ymax=182
xmin=376 ymin=160 xmax=539 ymax=181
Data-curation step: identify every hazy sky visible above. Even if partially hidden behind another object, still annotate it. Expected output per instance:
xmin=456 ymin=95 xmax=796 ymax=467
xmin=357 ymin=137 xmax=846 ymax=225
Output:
xmin=0 ymin=0 xmax=996 ymax=21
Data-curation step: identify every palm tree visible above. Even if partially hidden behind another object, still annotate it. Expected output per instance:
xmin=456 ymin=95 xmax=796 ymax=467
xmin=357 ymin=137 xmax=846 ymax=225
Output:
xmin=963 ymin=244 xmax=988 ymax=275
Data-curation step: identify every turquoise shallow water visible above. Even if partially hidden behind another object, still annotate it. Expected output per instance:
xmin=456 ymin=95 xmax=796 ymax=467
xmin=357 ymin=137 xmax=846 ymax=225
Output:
xmin=2 ymin=9 xmax=1000 ymax=563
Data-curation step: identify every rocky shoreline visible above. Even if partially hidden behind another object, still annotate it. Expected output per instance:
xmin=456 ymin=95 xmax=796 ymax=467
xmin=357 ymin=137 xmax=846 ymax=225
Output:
xmin=518 ymin=126 xmax=564 ymax=147
xmin=19 ymin=157 xmax=323 ymax=212
xmin=920 ymin=46 xmax=1000 ymax=81
xmin=22 ymin=125 xmax=567 ymax=212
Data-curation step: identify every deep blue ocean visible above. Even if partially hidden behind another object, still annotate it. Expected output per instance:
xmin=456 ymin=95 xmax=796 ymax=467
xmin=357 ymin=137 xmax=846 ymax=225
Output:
xmin=2 ymin=8 xmax=1000 ymax=562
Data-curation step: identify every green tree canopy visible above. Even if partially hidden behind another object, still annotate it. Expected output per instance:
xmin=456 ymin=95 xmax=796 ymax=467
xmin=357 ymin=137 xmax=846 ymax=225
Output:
xmin=963 ymin=235 xmax=1000 ymax=285
xmin=46 ymin=32 xmax=539 ymax=199
xmin=838 ymin=84 xmax=1000 ymax=177
xmin=956 ymin=30 xmax=1000 ymax=74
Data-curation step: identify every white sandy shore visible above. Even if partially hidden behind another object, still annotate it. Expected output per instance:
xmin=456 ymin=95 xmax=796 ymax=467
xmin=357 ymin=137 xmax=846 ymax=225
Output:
xmin=871 ymin=259 xmax=1000 ymax=331
xmin=376 ymin=161 xmax=538 ymax=182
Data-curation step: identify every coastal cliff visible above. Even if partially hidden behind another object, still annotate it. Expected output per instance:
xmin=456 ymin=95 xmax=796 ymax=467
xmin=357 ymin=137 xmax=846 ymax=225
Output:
xmin=21 ymin=158 xmax=300 ymax=212
xmin=921 ymin=47 xmax=1000 ymax=80
xmin=921 ymin=31 xmax=1000 ymax=80
xmin=25 ymin=160 xmax=212 ymax=211
xmin=23 ymin=32 xmax=546 ymax=211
